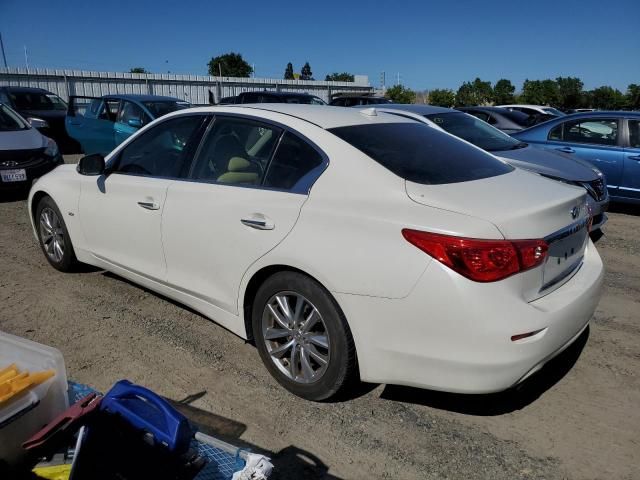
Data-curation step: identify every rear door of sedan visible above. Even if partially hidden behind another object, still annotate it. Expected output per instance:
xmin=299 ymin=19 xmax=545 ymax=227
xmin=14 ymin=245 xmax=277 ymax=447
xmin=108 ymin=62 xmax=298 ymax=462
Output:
xmin=161 ymin=114 xmax=326 ymax=315
xmin=621 ymin=118 xmax=640 ymax=200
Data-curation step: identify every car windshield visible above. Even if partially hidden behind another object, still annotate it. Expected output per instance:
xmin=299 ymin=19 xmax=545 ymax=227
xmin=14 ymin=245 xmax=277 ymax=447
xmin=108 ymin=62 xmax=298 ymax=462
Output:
xmin=0 ymin=104 xmax=30 ymax=131
xmin=424 ymin=112 xmax=524 ymax=152
xmin=329 ymin=122 xmax=513 ymax=185
xmin=142 ymin=101 xmax=191 ymax=119
xmin=10 ymin=91 xmax=67 ymax=111
xmin=543 ymin=107 xmax=565 ymax=116
xmin=284 ymin=96 xmax=326 ymax=105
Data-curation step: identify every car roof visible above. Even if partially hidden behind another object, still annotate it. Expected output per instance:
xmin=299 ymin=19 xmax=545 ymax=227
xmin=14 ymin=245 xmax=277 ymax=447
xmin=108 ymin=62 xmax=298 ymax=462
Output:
xmin=366 ymin=103 xmax=455 ymax=115
xmin=242 ymin=91 xmax=320 ymax=98
xmin=2 ymin=86 xmax=54 ymax=94
xmin=105 ymin=94 xmax=186 ymax=102
xmin=459 ymin=106 xmax=511 ymax=113
xmin=177 ymin=104 xmax=418 ymax=129
xmin=559 ymin=110 xmax=640 ymax=118
xmin=334 ymin=96 xmax=387 ymax=100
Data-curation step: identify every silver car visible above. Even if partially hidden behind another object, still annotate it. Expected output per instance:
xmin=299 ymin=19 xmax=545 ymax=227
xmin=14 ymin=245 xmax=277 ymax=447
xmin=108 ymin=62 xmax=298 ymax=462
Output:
xmin=368 ymin=104 xmax=609 ymax=231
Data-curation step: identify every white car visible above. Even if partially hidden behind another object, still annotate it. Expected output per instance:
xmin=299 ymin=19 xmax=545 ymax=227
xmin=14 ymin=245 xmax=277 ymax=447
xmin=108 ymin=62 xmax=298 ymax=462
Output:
xmin=27 ymin=105 xmax=604 ymax=401
xmin=497 ymin=104 xmax=566 ymax=118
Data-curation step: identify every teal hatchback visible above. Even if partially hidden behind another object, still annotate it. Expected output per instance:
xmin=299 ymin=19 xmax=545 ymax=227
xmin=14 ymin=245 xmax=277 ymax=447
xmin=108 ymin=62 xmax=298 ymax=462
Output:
xmin=65 ymin=94 xmax=191 ymax=156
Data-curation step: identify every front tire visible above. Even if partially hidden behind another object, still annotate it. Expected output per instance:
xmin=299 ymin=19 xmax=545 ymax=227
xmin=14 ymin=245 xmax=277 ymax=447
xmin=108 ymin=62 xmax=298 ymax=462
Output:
xmin=36 ymin=196 xmax=78 ymax=272
xmin=252 ymin=271 xmax=358 ymax=401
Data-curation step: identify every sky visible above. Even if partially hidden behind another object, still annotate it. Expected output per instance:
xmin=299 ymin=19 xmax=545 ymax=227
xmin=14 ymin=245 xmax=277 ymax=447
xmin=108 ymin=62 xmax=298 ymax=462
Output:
xmin=1 ymin=0 xmax=638 ymax=92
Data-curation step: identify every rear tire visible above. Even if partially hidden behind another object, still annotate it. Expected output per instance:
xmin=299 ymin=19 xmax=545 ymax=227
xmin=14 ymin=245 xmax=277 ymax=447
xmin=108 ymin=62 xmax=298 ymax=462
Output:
xmin=252 ymin=271 xmax=358 ymax=401
xmin=36 ymin=196 xmax=78 ymax=272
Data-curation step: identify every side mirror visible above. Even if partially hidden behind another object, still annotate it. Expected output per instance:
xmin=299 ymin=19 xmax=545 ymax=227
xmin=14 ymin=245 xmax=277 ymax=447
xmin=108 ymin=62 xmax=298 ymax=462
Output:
xmin=27 ymin=117 xmax=49 ymax=129
xmin=127 ymin=118 xmax=143 ymax=128
xmin=77 ymin=153 xmax=105 ymax=176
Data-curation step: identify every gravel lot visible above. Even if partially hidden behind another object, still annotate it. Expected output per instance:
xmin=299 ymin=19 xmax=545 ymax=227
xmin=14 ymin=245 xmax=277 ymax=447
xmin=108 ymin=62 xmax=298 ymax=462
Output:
xmin=1 ymin=156 xmax=638 ymax=479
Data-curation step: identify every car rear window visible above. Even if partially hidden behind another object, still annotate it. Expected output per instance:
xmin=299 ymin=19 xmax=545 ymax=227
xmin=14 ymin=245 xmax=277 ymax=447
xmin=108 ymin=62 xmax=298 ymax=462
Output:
xmin=329 ymin=123 xmax=513 ymax=185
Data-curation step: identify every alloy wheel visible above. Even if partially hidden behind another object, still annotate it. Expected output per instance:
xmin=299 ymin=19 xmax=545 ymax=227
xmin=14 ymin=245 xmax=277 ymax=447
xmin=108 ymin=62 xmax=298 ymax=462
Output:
xmin=261 ymin=291 xmax=331 ymax=384
xmin=39 ymin=207 xmax=65 ymax=263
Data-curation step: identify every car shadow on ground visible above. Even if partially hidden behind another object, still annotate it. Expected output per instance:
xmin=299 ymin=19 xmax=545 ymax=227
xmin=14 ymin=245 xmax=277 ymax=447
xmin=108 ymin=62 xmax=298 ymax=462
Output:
xmin=608 ymin=202 xmax=640 ymax=216
xmin=379 ymin=326 xmax=590 ymax=416
xmin=169 ymin=393 xmax=344 ymax=479
xmin=0 ymin=188 xmax=29 ymax=203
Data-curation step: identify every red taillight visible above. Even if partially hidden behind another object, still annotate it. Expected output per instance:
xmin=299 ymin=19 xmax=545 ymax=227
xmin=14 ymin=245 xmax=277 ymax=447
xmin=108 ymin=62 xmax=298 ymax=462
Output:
xmin=402 ymin=229 xmax=548 ymax=282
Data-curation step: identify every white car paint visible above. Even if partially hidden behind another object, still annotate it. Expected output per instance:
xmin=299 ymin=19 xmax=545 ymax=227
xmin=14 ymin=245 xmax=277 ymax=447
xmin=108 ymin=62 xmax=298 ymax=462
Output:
xmin=28 ymin=105 xmax=603 ymax=394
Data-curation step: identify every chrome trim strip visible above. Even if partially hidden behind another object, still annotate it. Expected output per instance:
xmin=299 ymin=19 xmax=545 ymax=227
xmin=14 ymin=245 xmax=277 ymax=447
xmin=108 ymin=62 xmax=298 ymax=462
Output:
xmin=618 ymin=186 xmax=640 ymax=192
xmin=544 ymin=217 xmax=590 ymax=244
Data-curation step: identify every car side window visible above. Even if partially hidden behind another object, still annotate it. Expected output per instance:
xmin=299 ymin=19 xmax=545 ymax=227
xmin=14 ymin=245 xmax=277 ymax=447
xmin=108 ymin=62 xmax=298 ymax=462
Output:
xmin=468 ymin=111 xmax=490 ymax=123
xmin=113 ymin=115 xmax=204 ymax=178
xmin=117 ymin=101 xmax=150 ymax=126
xmin=561 ymin=119 xmax=618 ymax=146
xmin=628 ymin=120 xmax=640 ymax=148
xmin=97 ymin=100 xmax=119 ymax=122
xmin=264 ymin=132 xmax=324 ymax=190
xmin=0 ymin=90 xmax=10 ymax=105
xmin=190 ymin=116 xmax=282 ymax=185
xmin=548 ymin=124 xmax=563 ymax=140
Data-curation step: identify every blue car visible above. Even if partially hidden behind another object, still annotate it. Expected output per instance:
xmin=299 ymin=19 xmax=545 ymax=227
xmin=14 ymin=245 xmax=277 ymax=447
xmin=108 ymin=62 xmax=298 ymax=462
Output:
xmin=66 ymin=94 xmax=191 ymax=155
xmin=513 ymin=111 xmax=640 ymax=204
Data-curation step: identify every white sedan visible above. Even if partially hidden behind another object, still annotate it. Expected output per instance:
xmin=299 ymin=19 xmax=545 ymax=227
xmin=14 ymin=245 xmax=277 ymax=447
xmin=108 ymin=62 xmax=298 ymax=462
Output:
xmin=27 ymin=105 xmax=604 ymax=401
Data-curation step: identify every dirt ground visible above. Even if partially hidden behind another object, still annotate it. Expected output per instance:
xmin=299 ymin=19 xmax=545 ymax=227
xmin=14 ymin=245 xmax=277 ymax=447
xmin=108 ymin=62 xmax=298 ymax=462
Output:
xmin=1 ymin=159 xmax=639 ymax=479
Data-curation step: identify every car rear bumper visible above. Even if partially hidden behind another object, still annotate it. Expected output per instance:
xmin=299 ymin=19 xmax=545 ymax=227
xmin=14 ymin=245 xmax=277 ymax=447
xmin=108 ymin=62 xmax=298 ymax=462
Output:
xmin=335 ymin=240 xmax=603 ymax=393
xmin=585 ymin=195 xmax=609 ymax=230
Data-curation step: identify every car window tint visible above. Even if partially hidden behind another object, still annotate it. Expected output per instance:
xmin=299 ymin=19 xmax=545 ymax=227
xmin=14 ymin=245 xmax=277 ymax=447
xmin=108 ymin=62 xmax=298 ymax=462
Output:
xmin=191 ymin=116 xmax=282 ymax=185
xmin=117 ymin=101 xmax=149 ymax=126
xmin=264 ymin=132 xmax=324 ymax=190
xmin=629 ymin=120 xmax=640 ymax=148
xmin=97 ymin=100 xmax=119 ymax=121
xmin=114 ymin=115 xmax=204 ymax=178
xmin=561 ymin=119 xmax=618 ymax=146
xmin=469 ymin=111 xmax=490 ymax=122
xmin=329 ymin=122 xmax=513 ymax=185
xmin=548 ymin=124 xmax=563 ymax=140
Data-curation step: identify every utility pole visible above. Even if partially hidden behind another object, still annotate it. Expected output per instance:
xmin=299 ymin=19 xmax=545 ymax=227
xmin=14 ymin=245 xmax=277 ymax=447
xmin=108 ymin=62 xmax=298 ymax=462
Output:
xmin=24 ymin=45 xmax=29 ymax=69
xmin=0 ymin=33 xmax=7 ymax=68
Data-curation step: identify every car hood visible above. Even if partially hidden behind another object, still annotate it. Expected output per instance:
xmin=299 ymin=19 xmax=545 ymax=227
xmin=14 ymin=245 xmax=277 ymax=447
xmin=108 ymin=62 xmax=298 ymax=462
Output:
xmin=0 ymin=128 xmax=46 ymax=151
xmin=493 ymin=145 xmax=598 ymax=182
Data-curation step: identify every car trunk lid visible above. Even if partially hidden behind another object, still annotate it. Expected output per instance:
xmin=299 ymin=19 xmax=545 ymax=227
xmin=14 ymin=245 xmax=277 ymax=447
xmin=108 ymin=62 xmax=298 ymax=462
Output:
xmin=406 ymin=169 xmax=591 ymax=299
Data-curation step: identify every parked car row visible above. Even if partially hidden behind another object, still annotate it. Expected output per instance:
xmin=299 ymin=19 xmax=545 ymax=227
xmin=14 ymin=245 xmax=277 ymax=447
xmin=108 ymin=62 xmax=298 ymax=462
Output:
xmin=24 ymin=103 xmax=604 ymax=402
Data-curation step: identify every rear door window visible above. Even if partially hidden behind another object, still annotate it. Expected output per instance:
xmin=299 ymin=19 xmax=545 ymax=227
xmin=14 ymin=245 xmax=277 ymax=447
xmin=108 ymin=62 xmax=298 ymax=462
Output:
xmin=551 ymin=118 xmax=619 ymax=146
xmin=628 ymin=120 xmax=640 ymax=148
xmin=329 ymin=122 xmax=513 ymax=185
xmin=264 ymin=132 xmax=325 ymax=190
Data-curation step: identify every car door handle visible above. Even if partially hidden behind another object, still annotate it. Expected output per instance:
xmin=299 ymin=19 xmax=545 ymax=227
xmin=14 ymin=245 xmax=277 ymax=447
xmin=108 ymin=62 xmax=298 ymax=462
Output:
xmin=555 ymin=147 xmax=575 ymax=153
xmin=241 ymin=214 xmax=274 ymax=230
xmin=628 ymin=155 xmax=640 ymax=161
xmin=137 ymin=201 xmax=160 ymax=210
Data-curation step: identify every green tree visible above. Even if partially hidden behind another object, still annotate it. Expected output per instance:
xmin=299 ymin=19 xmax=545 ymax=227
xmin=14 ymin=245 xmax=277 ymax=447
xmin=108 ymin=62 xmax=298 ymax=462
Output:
xmin=284 ymin=62 xmax=294 ymax=80
xmin=300 ymin=62 xmax=313 ymax=80
xmin=590 ymin=86 xmax=625 ymax=110
xmin=325 ymin=72 xmax=354 ymax=82
xmin=385 ymin=85 xmax=416 ymax=104
xmin=129 ymin=67 xmax=148 ymax=74
xmin=540 ymin=79 xmax=560 ymax=106
xmin=428 ymin=89 xmax=456 ymax=107
xmin=625 ymin=84 xmax=640 ymax=110
xmin=556 ymin=77 xmax=584 ymax=109
xmin=493 ymin=79 xmax=515 ymax=104
xmin=208 ymin=52 xmax=253 ymax=77
xmin=520 ymin=80 xmax=545 ymax=104
xmin=455 ymin=78 xmax=493 ymax=106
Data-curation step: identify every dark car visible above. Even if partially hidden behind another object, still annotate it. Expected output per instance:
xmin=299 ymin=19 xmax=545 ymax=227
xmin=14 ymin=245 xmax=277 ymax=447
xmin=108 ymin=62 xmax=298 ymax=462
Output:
xmin=457 ymin=106 xmax=531 ymax=134
xmin=513 ymin=111 xmax=640 ymax=204
xmin=330 ymin=96 xmax=391 ymax=107
xmin=363 ymin=104 xmax=609 ymax=230
xmin=0 ymin=86 xmax=79 ymax=153
xmin=0 ymin=103 xmax=64 ymax=192
xmin=234 ymin=91 xmax=326 ymax=105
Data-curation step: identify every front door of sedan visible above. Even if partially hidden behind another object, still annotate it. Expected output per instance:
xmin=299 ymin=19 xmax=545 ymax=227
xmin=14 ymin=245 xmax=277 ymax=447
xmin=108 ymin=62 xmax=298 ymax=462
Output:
xmin=66 ymin=97 xmax=121 ymax=156
xmin=78 ymin=114 xmax=207 ymax=281
xmin=162 ymin=116 xmax=326 ymax=314
xmin=621 ymin=119 xmax=640 ymax=200
xmin=545 ymin=117 xmax=624 ymax=193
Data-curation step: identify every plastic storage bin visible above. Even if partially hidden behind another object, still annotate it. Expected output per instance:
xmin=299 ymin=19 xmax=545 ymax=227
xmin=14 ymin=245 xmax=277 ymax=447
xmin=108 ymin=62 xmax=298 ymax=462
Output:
xmin=0 ymin=331 xmax=69 ymax=465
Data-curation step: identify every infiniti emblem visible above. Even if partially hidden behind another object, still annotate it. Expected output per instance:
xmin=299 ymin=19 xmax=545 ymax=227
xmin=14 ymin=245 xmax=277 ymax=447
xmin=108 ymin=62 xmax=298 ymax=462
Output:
xmin=1 ymin=160 xmax=18 ymax=167
xmin=570 ymin=206 xmax=579 ymax=219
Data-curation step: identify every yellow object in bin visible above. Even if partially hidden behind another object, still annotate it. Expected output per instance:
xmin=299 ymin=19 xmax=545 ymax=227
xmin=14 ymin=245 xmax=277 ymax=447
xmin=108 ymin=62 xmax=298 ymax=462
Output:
xmin=0 ymin=363 xmax=55 ymax=405
xmin=33 ymin=464 xmax=72 ymax=480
